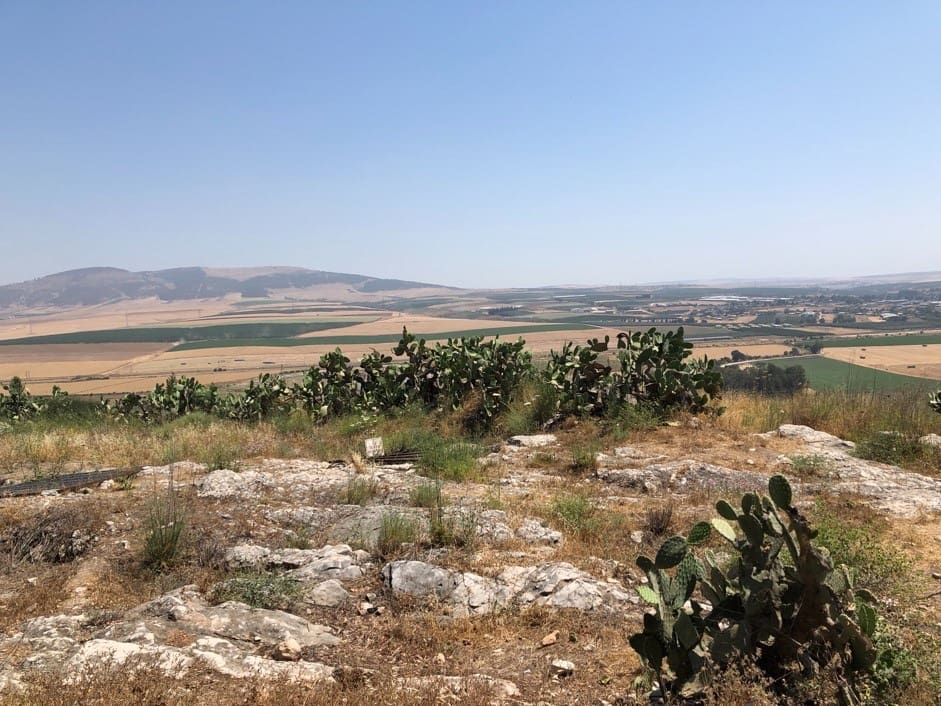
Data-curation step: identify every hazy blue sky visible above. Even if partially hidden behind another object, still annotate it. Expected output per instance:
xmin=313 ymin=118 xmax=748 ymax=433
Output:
xmin=2 ymin=2 xmax=939 ymax=288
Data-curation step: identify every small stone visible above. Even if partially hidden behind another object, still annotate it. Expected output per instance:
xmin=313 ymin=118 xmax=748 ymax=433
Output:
xmin=932 ymin=572 xmax=941 ymax=580
xmin=40 ymin=489 xmax=59 ymax=497
xmin=630 ymin=530 xmax=644 ymax=544
xmin=272 ymin=638 xmax=302 ymax=662
xmin=99 ymin=480 xmax=116 ymax=490
xmin=746 ymin=459 xmax=755 ymax=466
xmin=26 ymin=577 xmax=37 ymax=585
xmin=435 ymin=652 xmax=446 ymax=665
xmin=919 ymin=434 xmax=941 ymax=448
xmin=358 ymin=601 xmax=376 ymax=616
xmin=549 ymin=659 xmax=575 ymax=678
xmin=541 ymin=630 xmax=559 ymax=647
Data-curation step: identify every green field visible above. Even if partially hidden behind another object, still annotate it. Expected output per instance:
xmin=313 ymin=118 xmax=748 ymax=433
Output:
xmin=776 ymin=356 xmax=939 ymax=391
xmin=819 ymin=333 xmax=941 ymax=348
xmin=170 ymin=323 xmax=593 ymax=351
xmin=0 ymin=321 xmax=363 ymax=346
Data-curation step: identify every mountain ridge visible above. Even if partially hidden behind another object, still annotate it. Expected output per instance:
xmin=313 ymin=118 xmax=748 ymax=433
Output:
xmin=0 ymin=266 xmax=452 ymax=310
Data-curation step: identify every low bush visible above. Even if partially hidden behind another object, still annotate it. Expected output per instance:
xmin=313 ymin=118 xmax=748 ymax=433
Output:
xmin=643 ymin=504 xmax=673 ymax=537
xmin=209 ymin=573 xmax=303 ymax=610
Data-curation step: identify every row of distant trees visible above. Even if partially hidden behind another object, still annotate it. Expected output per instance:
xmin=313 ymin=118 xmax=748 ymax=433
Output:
xmin=720 ymin=363 xmax=808 ymax=395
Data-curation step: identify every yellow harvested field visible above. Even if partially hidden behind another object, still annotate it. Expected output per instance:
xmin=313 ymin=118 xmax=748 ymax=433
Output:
xmin=692 ymin=343 xmax=794 ymax=359
xmin=0 ymin=297 xmax=237 ymax=340
xmin=822 ymin=344 xmax=941 ymax=380
xmin=0 ymin=343 xmax=169 ymax=393
xmin=297 ymin=314 xmax=536 ymax=338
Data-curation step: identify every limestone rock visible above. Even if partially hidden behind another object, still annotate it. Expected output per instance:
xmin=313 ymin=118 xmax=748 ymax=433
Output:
xmin=382 ymin=560 xmax=638 ymax=617
xmin=515 ymin=518 xmax=563 ymax=546
xmin=225 ymin=543 xmax=367 ymax=582
xmin=508 ymin=434 xmax=557 ymax=448
xmin=305 ymin=579 xmax=351 ymax=607
xmin=920 ymin=433 xmax=941 ymax=448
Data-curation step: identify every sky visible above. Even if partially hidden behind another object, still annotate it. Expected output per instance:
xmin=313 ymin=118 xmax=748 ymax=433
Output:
xmin=1 ymin=2 xmax=940 ymax=289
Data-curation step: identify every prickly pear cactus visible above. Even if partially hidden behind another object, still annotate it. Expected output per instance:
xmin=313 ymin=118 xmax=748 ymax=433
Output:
xmin=629 ymin=522 xmax=712 ymax=697
xmin=629 ymin=475 xmax=882 ymax=701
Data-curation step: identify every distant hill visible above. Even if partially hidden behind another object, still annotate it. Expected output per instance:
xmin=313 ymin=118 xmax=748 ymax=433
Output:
xmin=0 ymin=267 xmax=451 ymax=309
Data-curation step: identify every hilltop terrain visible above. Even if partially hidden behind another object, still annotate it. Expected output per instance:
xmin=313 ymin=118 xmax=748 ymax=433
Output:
xmin=0 ymin=413 xmax=940 ymax=704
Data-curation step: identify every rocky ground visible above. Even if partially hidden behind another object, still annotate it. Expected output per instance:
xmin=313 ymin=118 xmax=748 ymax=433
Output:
xmin=1 ymin=423 xmax=940 ymax=704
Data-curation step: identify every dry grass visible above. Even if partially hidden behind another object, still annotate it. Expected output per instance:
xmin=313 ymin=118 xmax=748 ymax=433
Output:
xmin=0 ymin=420 xmax=339 ymax=478
xmin=718 ymin=389 xmax=941 ymax=441
xmin=8 ymin=664 xmax=525 ymax=706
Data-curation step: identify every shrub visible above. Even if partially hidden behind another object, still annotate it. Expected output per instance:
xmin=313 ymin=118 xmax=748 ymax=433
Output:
xmin=0 ymin=377 xmax=42 ymax=422
xmin=209 ymin=573 xmax=303 ymax=610
xmin=643 ymin=504 xmax=673 ymax=537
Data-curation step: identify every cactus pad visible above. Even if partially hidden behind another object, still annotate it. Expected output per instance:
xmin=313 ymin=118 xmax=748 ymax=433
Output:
xmin=711 ymin=517 xmax=737 ymax=543
xmin=686 ymin=521 xmax=712 ymax=546
xmin=637 ymin=584 xmax=660 ymax=605
xmin=768 ymin=475 xmax=793 ymax=509
xmin=716 ymin=499 xmax=738 ymax=521
xmin=654 ymin=535 xmax=688 ymax=569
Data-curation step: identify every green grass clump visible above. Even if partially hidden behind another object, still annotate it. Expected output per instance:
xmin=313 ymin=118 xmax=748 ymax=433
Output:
xmin=428 ymin=509 xmax=478 ymax=550
xmin=341 ymin=476 xmax=381 ymax=506
xmin=811 ymin=500 xmax=911 ymax=594
xmin=375 ymin=512 xmax=418 ymax=559
xmin=853 ymin=431 xmax=941 ymax=473
xmin=569 ymin=444 xmax=599 ymax=473
xmin=387 ymin=428 xmax=481 ymax=482
xmin=551 ymin=494 xmax=595 ymax=534
xmin=409 ymin=481 xmax=444 ymax=508
xmin=142 ymin=485 xmax=187 ymax=571
xmin=209 ymin=573 xmax=303 ymax=610
xmin=788 ymin=453 xmax=831 ymax=477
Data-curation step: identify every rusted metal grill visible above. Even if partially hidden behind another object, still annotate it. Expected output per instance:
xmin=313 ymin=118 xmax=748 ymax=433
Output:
xmin=0 ymin=467 xmax=142 ymax=498
xmin=369 ymin=450 xmax=421 ymax=465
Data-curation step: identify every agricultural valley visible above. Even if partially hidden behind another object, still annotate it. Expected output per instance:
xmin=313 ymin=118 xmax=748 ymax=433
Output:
xmin=1 ymin=266 xmax=941 ymax=705
xmin=2 ymin=266 xmax=941 ymax=396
